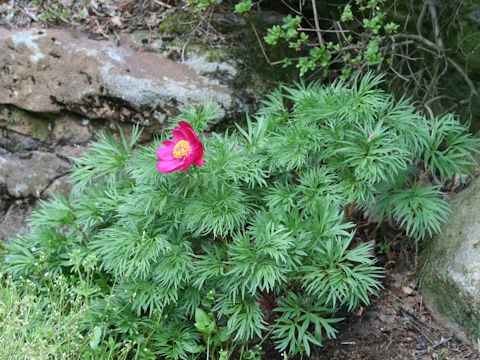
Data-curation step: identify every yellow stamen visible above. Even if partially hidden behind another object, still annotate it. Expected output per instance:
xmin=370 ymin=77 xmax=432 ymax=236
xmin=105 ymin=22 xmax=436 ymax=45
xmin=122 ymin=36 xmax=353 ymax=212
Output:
xmin=173 ymin=140 xmax=191 ymax=159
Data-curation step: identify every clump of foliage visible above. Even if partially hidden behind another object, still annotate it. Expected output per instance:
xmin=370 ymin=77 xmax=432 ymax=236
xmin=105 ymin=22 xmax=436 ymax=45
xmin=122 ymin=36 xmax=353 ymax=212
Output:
xmin=0 ymin=273 xmax=96 ymax=359
xmin=257 ymin=0 xmax=399 ymax=77
xmin=3 ymin=74 xmax=479 ymax=359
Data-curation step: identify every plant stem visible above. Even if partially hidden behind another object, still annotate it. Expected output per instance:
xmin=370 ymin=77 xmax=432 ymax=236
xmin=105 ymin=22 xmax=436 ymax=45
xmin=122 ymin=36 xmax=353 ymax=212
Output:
xmin=416 ymin=166 xmax=431 ymax=187
xmin=346 ymin=201 xmax=356 ymax=219
xmin=247 ymin=14 xmax=286 ymax=66
xmin=259 ymin=326 xmax=275 ymax=347
xmin=254 ymin=297 xmax=274 ymax=310
xmin=367 ymin=214 xmax=387 ymax=242
xmin=206 ymin=334 xmax=210 ymax=360
xmin=261 ymin=289 xmax=278 ymax=308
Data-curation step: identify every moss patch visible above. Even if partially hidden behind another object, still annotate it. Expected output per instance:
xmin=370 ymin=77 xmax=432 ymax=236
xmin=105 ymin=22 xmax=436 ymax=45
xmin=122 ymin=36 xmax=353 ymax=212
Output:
xmin=157 ymin=12 xmax=198 ymax=35
xmin=1 ymin=107 xmax=50 ymax=141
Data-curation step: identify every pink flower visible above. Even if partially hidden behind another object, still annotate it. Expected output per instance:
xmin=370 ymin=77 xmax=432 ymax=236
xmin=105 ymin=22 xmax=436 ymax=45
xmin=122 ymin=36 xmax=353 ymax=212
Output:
xmin=156 ymin=121 xmax=205 ymax=173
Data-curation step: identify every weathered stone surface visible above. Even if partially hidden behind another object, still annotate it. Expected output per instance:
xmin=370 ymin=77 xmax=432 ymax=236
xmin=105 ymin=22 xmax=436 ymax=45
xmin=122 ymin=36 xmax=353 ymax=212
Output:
xmin=0 ymin=150 xmax=69 ymax=198
xmin=0 ymin=27 xmax=236 ymax=128
xmin=0 ymin=107 xmax=51 ymax=141
xmin=0 ymin=199 xmax=34 ymax=240
xmin=52 ymin=115 xmax=92 ymax=145
xmin=421 ymin=176 xmax=480 ymax=342
xmin=42 ymin=174 xmax=73 ymax=198
xmin=54 ymin=144 xmax=88 ymax=160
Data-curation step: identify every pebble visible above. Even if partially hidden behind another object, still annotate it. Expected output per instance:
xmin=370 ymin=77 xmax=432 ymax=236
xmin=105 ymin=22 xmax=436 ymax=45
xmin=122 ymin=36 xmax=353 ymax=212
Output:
xmin=402 ymin=286 xmax=414 ymax=296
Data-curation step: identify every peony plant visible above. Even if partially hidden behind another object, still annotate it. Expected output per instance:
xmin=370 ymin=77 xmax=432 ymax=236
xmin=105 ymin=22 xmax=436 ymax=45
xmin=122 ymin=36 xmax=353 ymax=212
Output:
xmin=3 ymin=74 xmax=479 ymax=359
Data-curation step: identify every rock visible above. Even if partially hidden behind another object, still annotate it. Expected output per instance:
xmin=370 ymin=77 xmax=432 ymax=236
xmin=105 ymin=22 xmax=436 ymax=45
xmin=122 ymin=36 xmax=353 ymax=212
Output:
xmin=0 ymin=106 xmax=51 ymax=141
xmin=0 ymin=199 xmax=35 ymax=240
xmin=402 ymin=286 xmax=414 ymax=296
xmin=421 ymin=176 xmax=480 ymax=342
xmin=0 ymin=151 xmax=69 ymax=198
xmin=0 ymin=23 xmax=269 ymax=241
xmin=0 ymin=127 xmax=43 ymax=152
xmin=42 ymin=174 xmax=73 ymax=198
xmin=52 ymin=115 xmax=92 ymax=145
xmin=54 ymin=144 xmax=88 ymax=160
xmin=0 ymin=27 xmax=240 ymax=131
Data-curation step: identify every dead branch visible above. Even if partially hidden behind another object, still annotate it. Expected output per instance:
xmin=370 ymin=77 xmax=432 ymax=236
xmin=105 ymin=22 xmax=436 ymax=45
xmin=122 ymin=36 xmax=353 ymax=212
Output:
xmin=416 ymin=1 xmax=427 ymax=37
xmin=426 ymin=0 xmax=444 ymax=51
xmin=391 ymin=33 xmax=478 ymax=99
xmin=310 ymin=0 xmax=324 ymax=47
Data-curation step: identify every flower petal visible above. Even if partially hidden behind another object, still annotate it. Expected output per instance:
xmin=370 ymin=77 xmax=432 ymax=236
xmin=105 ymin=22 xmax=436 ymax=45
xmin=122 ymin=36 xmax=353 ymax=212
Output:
xmin=193 ymin=157 xmax=205 ymax=167
xmin=182 ymin=126 xmax=201 ymax=146
xmin=190 ymin=144 xmax=204 ymax=165
xmin=157 ymin=144 xmax=176 ymax=161
xmin=179 ymin=157 xmax=195 ymax=171
xmin=162 ymin=140 xmax=176 ymax=147
xmin=178 ymin=121 xmax=194 ymax=131
xmin=174 ymin=122 xmax=201 ymax=146
xmin=158 ymin=121 xmax=205 ymax=173
xmin=172 ymin=122 xmax=192 ymax=141
xmin=156 ymin=158 xmax=184 ymax=173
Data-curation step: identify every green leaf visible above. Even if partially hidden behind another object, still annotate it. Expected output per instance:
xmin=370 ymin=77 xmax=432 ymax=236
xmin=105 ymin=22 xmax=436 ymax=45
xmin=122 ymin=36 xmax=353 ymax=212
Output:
xmin=89 ymin=326 xmax=102 ymax=350
xmin=234 ymin=0 xmax=252 ymax=15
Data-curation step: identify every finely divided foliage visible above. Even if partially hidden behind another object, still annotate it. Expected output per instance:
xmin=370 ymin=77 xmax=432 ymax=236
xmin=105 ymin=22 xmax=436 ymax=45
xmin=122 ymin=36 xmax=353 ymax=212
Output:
xmin=3 ymin=74 xmax=479 ymax=359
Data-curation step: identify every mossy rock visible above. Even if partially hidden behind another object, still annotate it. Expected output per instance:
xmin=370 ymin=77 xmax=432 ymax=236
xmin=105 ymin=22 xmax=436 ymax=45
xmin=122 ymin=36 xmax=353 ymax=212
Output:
xmin=421 ymin=176 xmax=480 ymax=343
xmin=1 ymin=107 xmax=50 ymax=141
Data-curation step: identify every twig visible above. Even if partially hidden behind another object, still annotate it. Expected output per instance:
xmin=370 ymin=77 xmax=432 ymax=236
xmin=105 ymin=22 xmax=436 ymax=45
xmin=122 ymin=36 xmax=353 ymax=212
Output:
xmin=247 ymin=14 xmax=285 ymax=66
xmin=181 ymin=39 xmax=191 ymax=62
xmin=426 ymin=0 xmax=444 ymax=51
xmin=424 ymin=95 xmax=457 ymax=107
xmin=424 ymin=104 xmax=435 ymax=119
xmin=20 ymin=7 xmax=39 ymax=22
xmin=367 ymin=215 xmax=387 ymax=242
xmin=432 ymin=337 xmax=452 ymax=349
xmin=281 ymin=0 xmax=302 ymax=15
xmin=153 ymin=0 xmax=172 ymax=8
xmin=297 ymin=27 xmax=350 ymax=33
xmin=390 ymin=49 xmax=421 ymax=61
xmin=311 ymin=0 xmax=324 ymax=47
xmin=334 ymin=21 xmax=348 ymax=47
xmin=416 ymin=1 xmax=428 ymax=38
xmin=391 ymin=34 xmax=478 ymax=98
xmin=389 ymin=64 xmax=410 ymax=82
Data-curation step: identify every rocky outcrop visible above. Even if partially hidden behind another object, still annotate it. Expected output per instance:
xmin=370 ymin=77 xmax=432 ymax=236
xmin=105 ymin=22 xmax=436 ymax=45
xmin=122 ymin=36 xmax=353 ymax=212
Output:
xmin=0 ymin=150 xmax=70 ymax=198
xmin=0 ymin=199 xmax=35 ymax=240
xmin=0 ymin=27 xmax=240 ymax=128
xmin=421 ymin=176 xmax=480 ymax=343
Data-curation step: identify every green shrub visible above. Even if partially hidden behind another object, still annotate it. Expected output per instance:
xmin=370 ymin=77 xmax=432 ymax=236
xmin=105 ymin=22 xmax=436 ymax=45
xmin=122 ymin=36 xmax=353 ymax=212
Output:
xmin=3 ymin=74 xmax=479 ymax=359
